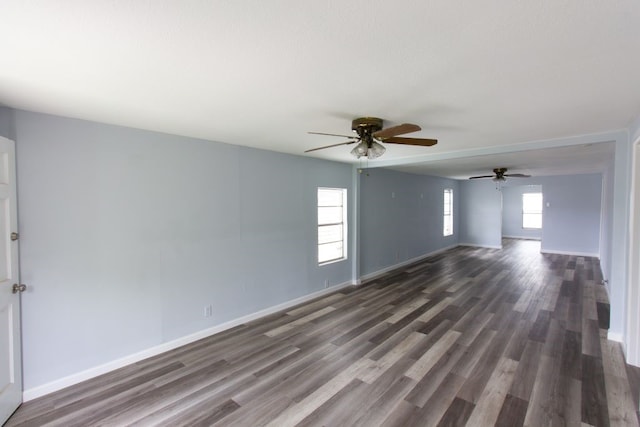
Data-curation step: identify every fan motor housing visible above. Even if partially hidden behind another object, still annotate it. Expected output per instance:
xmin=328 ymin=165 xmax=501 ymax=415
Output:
xmin=352 ymin=117 xmax=383 ymax=134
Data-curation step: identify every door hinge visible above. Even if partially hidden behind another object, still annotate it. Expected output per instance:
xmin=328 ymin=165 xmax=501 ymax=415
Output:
xmin=10 ymin=232 xmax=18 ymax=241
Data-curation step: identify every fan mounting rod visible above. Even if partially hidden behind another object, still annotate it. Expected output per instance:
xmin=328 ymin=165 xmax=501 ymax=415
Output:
xmin=351 ymin=117 xmax=383 ymax=136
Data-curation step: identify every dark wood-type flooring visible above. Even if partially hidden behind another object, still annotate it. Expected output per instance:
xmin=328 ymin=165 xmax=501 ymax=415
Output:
xmin=6 ymin=239 xmax=639 ymax=426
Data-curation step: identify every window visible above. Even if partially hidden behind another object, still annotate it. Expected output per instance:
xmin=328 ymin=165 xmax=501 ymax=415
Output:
xmin=318 ymin=187 xmax=347 ymax=264
xmin=443 ymin=188 xmax=453 ymax=236
xmin=522 ymin=192 xmax=543 ymax=229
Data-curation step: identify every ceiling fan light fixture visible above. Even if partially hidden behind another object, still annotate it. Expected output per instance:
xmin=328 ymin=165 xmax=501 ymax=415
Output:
xmin=367 ymin=141 xmax=386 ymax=159
xmin=308 ymin=117 xmax=436 ymax=157
xmin=350 ymin=141 xmax=368 ymax=158
xmin=492 ymin=176 xmax=506 ymax=182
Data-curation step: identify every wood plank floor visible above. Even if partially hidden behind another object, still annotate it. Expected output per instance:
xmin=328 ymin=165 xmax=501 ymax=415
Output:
xmin=6 ymin=239 xmax=639 ymax=426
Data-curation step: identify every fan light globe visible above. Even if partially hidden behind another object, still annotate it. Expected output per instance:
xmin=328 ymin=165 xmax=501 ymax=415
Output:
xmin=350 ymin=141 xmax=386 ymax=159
xmin=350 ymin=141 xmax=368 ymax=158
xmin=367 ymin=142 xmax=386 ymax=159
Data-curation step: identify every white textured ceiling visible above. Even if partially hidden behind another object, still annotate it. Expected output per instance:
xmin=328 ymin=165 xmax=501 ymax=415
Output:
xmin=0 ymin=1 xmax=639 ymax=176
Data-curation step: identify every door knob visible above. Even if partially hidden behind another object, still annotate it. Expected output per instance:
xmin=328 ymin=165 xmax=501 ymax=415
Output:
xmin=12 ymin=283 xmax=26 ymax=293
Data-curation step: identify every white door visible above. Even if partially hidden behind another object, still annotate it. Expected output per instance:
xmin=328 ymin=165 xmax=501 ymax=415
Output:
xmin=0 ymin=137 xmax=21 ymax=424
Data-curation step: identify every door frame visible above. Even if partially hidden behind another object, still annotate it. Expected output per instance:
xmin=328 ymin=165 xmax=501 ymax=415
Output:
xmin=0 ymin=136 xmax=21 ymax=424
xmin=626 ymin=137 xmax=640 ymax=365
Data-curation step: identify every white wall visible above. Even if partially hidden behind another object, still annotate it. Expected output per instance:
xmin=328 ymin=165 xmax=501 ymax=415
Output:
xmin=358 ymin=168 xmax=459 ymax=277
xmin=10 ymin=110 xmax=354 ymax=391
xmin=502 ymin=184 xmax=543 ymax=240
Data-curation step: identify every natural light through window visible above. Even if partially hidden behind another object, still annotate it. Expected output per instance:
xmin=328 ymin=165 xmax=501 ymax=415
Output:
xmin=522 ymin=192 xmax=543 ymax=229
xmin=443 ymin=188 xmax=453 ymax=236
xmin=318 ymin=187 xmax=347 ymax=265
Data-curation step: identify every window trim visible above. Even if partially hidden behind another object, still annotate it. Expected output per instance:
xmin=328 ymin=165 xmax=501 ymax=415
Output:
xmin=317 ymin=187 xmax=348 ymax=265
xmin=443 ymin=188 xmax=453 ymax=237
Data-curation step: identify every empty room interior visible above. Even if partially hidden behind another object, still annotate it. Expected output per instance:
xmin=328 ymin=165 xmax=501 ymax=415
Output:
xmin=1 ymin=1 xmax=640 ymax=426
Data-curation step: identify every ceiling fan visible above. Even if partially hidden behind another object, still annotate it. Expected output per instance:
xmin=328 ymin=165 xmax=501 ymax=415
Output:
xmin=305 ymin=117 xmax=437 ymax=159
xmin=469 ymin=168 xmax=531 ymax=182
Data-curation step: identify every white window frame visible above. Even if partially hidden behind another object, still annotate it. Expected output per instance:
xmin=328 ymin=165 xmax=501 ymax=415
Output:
xmin=522 ymin=192 xmax=543 ymax=229
xmin=317 ymin=187 xmax=348 ymax=265
xmin=443 ymin=188 xmax=453 ymax=236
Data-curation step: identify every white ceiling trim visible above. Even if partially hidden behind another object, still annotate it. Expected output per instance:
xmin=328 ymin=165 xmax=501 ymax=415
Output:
xmin=367 ymin=129 xmax=624 ymax=169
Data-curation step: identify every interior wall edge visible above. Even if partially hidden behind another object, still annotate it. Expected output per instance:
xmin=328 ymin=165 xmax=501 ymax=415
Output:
xmin=624 ymin=135 xmax=640 ymax=366
xmin=608 ymin=135 xmax=633 ymax=350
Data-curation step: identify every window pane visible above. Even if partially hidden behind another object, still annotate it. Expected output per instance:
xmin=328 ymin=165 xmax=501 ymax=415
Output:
xmin=317 ymin=187 xmax=347 ymax=265
xmin=319 ymin=241 xmax=343 ymax=264
xmin=443 ymin=189 xmax=453 ymax=236
xmin=318 ymin=189 xmax=343 ymax=207
xmin=523 ymin=213 xmax=542 ymax=229
xmin=318 ymin=224 xmax=343 ymax=244
xmin=444 ymin=216 xmax=453 ymax=236
xmin=523 ymin=193 xmax=542 ymax=214
xmin=318 ymin=206 xmax=343 ymax=225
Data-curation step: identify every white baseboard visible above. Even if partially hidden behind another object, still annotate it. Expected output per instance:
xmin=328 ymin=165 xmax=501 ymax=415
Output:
xmin=23 ymin=280 xmax=354 ymax=401
xmin=540 ymin=249 xmax=600 ymax=258
xmin=502 ymin=235 xmax=541 ymax=241
xmin=458 ymin=243 xmax=502 ymax=249
xmin=608 ymin=331 xmax=624 ymax=344
xmin=360 ymin=244 xmax=459 ymax=282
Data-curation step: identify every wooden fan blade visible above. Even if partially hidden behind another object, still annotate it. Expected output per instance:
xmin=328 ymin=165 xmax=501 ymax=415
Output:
xmin=304 ymin=140 xmax=359 ymax=153
xmin=382 ymin=137 xmax=438 ymax=147
xmin=469 ymin=175 xmax=495 ymax=179
xmin=308 ymin=131 xmax=358 ymax=139
xmin=373 ymin=123 xmax=421 ymax=139
xmin=504 ymin=173 xmax=531 ymax=178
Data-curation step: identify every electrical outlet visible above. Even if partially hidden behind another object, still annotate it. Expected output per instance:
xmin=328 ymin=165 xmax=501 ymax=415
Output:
xmin=204 ymin=305 xmax=213 ymax=318
xmin=324 ymin=279 xmax=329 ymax=289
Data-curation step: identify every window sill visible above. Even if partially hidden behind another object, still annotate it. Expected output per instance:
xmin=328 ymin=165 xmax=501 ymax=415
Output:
xmin=319 ymin=257 xmax=347 ymax=267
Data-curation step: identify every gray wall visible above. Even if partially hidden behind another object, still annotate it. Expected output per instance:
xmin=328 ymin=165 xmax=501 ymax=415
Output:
xmin=537 ymin=174 xmax=602 ymax=256
xmin=0 ymin=105 xmax=618 ymax=390
xmin=11 ymin=110 xmax=354 ymax=390
xmin=0 ymin=107 xmax=15 ymax=140
xmin=359 ymin=168 xmax=459 ymax=276
xmin=459 ymin=179 xmax=503 ymax=248
xmin=460 ymin=174 xmax=602 ymax=255
xmin=501 ymin=184 xmax=543 ymax=240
